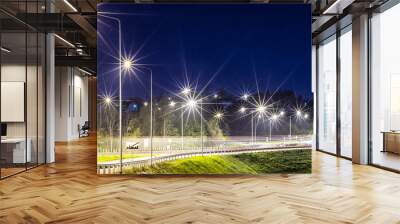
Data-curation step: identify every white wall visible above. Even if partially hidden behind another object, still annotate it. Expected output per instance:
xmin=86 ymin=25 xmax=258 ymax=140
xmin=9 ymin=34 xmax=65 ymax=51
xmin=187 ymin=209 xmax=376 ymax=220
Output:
xmin=1 ymin=64 xmax=42 ymax=137
xmin=55 ymin=67 xmax=89 ymax=141
xmin=1 ymin=63 xmax=46 ymax=164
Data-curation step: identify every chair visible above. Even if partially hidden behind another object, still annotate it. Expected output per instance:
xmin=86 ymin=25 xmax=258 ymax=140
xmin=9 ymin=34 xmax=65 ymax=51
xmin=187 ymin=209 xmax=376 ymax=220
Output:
xmin=79 ymin=121 xmax=90 ymax=138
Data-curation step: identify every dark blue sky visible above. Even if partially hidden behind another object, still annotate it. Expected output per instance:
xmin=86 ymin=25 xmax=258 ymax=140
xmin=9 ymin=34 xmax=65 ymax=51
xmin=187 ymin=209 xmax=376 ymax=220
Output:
xmin=97 ymin=4 xmax=311 ymax=100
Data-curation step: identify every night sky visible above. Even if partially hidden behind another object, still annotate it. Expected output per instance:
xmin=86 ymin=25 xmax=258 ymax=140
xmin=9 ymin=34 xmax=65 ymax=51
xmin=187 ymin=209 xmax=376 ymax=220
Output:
xmin=97 ymin=4 xmax=311 ymax=100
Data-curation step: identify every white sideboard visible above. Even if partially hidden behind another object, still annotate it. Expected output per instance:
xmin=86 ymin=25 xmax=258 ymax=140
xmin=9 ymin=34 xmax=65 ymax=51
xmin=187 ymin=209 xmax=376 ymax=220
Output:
xmin=1 ymin=138 xmax=32 ymax=163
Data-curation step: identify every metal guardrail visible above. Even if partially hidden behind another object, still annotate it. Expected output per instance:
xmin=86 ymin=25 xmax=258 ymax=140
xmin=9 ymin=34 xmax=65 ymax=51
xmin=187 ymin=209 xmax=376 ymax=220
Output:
xmin=97 ymin=145 xmax=310 ymax=174
xmin=97 ymin=135 xmax=312 ymax=154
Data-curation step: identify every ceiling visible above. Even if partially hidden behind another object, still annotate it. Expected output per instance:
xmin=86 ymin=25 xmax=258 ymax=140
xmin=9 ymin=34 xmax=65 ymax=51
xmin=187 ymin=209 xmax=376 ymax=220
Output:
xmin=0 ymin=0 xmax=388 ymax=75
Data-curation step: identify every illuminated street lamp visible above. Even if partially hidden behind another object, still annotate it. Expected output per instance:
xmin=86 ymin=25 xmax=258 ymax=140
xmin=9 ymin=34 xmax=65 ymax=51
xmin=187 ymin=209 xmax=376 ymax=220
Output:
xmin=139 ymin=68 xmax=154 ymax=165
xmin=186 ymin=99 xmax=198 ymax=108
xmin=180 ymin=87 xmax=192 ymax=150
xmin=239 ymin=93 xmax=251 ymax=142
xmin=98 ymin=14 xmax=124 ymax=173
xmin=269 ymin=114 xmax=279 ymax=141
xmin=289 ymin=109 xmax=304 ymax=138
xmin=181 ymin=87 xmax=191 ymax=95
xmin=238 ymin=106 xmax=255 ymax=145
xmin=214 ymin=112 xmax=224 ymax=120
xmin=104 ymin=97 xmax=112 ymax=105
xmin=241 ymin=93 xmax=250 ymax=101
xmin=169 ymin=101 xmax=176 ymax=107
xmin=304 ymin=113 xmax=309 ymax=119
xmin=254 ymin=104 xmax=268 ymax=143
xmin=199 ymin=99 xmax=204 ymax=155
xmin=256 ymin=105 xmax=266 ymax=113
xmin=122 ymin=59 xmax=133 ymax=71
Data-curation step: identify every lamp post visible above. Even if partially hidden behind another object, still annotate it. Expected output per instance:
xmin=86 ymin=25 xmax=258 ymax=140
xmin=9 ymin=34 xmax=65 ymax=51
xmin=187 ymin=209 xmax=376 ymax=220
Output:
xmin=165 ymin=100 xmax=176 ymax=138
xmin=185 ymin=98 xmax=198 ymax=152
xmin=289 ymin=110 xmax=302 ymax=139
xmin=269 ymin=119 xmax=272 ymax=141
xmin=269 ymin=114 xmax=279 ymax=141
xmin=240 ymin=94 xmax=252 ymax=143
xmin=180 ymin=87 xmax=191 ymax=151
xmin=289 ymin=116 xmax=292 ymax=138
xmin=125 ymin=64 xmax=153 ymax=164
xmin=200 ymin=99 xmax=204 ymax=156
xmin=149 ymin=70 xmax=153 ymax=165
xmin=239 ymin=106 xmax=253 ymax=144
xmin=99 ymin=14 xmax=123 ymax=173
xmin=139 ymin=67 xmax=154 ymax=165
xmin=255 ymin=105 xmax=267 ymax=143
xmin=181 ymin=106 xmax=184 ymax=150
xmin=252 ymin=114 xmax=255 ymax=144
xmin=103 ymin=96 xmax=113 ymax=153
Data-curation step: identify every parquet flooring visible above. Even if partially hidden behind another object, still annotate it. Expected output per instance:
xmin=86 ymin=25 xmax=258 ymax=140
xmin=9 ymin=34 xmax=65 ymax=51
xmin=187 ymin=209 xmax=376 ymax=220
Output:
xmin=1 ymin=135 xmax=400 ymax=223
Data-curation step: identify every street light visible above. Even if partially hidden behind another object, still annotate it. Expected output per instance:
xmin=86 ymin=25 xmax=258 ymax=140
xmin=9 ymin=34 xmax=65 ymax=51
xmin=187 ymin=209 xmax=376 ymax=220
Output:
xmin=199 ymin=99 xmax=204 ymax=156
xmin=256 ymin=105 xmax=266 ymax=114
xmin=98 ymin=14 xmax=123 ymax=173
xmin=269 ymin=114 xmax=279 ymax=141
xmin=304 ymin=113 xmax=309 ymax=119
xmin=180 ymin=88 xmax=191 ymax=151
xmin=214 ymin=112 xmax=223 ymax=119
xmin=241 ymin=93 xmax=250 ymax=101
xmin=289 ymin=109 xmax=303 ymax=139
xmin=169 ymin=101 xmax=176 ymax=107
xmin=122 ymin=59 xmax=133 ymax=70
xmin=139 ymin=68 xmax=154 ymax=165
xmin=254 ymin=104 xmax=268 ymax=143
xmin=104 ymin=97 xmax=112 ymax=105
xmin=238 ymin=106 xmax=254 ymax=145
xmin=181 ymin=87 xmax=191 ymax=95
xmin=186 ymin=99 xmax=198 ymax=109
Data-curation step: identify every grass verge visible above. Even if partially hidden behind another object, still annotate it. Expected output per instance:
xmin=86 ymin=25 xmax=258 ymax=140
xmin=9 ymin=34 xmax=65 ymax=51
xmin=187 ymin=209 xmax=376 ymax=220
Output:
xmin=125 ymin=149 xmax=311 ymax=174
xmin=97 ymin=154 xmax=152 ymax=163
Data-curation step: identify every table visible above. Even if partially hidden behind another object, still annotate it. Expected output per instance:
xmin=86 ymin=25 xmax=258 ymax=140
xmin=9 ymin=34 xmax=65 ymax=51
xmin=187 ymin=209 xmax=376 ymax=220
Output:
xmin=382 ymin=131 xmax=400 ymax=154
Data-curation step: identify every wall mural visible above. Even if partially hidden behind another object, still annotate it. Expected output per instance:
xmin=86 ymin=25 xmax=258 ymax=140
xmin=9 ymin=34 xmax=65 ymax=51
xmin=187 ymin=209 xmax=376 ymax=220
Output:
xmin=97 ymin=4 xmax=312 ymax=175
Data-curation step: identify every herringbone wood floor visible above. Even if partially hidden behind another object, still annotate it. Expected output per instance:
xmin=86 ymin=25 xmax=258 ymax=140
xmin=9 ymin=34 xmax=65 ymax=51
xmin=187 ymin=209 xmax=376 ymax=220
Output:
xmin=1 ymin=135 xmax=400 ymax=224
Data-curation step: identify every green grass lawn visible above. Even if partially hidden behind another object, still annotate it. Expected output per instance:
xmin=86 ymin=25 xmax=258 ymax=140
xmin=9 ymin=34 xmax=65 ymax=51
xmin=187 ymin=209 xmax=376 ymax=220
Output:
xmin=125 ymin=149 xmax=311 ymax=174
xmin=97 ymin=154 xmax=152 ymax=163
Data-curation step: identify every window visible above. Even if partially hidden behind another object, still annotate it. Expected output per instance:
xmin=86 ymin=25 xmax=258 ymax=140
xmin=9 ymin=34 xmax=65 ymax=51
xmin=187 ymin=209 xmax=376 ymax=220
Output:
xmin=370 ymin=3 xmax=400 ymax=171
xmin=339 ymin=27 xmax=352 ymax=158
xmin=317 ymin=36 xmax=337 ymax=154
xmin=0 ymin=1 xmax=46 ymax=179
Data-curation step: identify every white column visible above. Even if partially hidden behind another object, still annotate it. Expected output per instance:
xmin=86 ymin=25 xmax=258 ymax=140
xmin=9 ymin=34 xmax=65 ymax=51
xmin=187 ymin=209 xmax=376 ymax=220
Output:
xmin=45 ymin=0 xmax=55 ymax=163
xmin=352 ymin=14 xmax=369 ymax=164
xmin=46 ymin=32 xmax=55 ymax=163
xmin=312 ymin=45 xmax=317 ymax=150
